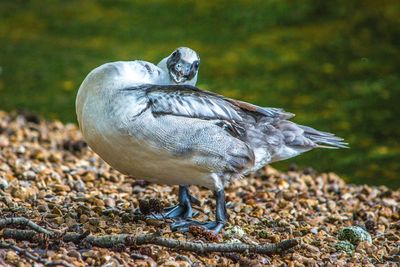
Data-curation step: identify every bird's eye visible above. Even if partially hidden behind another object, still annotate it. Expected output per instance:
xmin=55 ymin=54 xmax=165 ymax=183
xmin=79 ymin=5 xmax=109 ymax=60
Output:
xmin=193 ymin=61 xmax=199 ymax=70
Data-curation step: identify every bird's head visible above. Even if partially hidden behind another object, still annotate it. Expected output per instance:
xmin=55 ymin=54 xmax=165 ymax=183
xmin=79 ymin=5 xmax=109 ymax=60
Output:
xmin=159 ymin=47 xmax=200 ymax=85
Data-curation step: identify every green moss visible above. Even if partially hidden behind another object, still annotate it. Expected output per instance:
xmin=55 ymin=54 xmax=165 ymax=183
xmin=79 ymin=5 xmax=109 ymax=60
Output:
xmin=335 ymin=241 xmax=355 ymax=255
xmin=337 ymin=226 xmax=372 ymax=245
xmin=224 ymin=225 xmax=245 ymax=239
xmin=258 ymin=230 xmax=269 ymax=239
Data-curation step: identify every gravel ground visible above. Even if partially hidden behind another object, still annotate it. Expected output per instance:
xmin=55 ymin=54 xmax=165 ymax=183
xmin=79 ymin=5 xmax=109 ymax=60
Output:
xmin=0 ymin=110 xmax=399 ymax=266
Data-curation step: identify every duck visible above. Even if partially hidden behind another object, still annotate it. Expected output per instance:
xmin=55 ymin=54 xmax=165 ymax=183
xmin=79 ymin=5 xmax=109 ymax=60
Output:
xmin=76 ymin=47 xmax=347 ymax=233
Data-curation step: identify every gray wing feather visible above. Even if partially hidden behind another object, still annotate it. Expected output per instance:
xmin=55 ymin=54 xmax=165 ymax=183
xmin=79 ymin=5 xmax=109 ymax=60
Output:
xmin=137 ymin=84 xmax=292 ymax=123
xmin=121 ymin=84 xmax=297 ymax=142
xmin=228 ymin=99 xmax=295 ymax=120
xmin=145 ymin=85 xmax=244 ymax=122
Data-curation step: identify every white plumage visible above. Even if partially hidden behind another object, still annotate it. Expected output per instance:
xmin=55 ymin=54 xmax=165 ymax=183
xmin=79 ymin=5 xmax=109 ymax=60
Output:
xmin=76 ymin=47 xmax=347 ymax=232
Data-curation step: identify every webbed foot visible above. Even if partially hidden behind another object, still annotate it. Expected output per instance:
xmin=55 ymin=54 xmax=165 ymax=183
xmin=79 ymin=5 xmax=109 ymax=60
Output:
xmin=145 ymin=203 xmax=198 ymax=220
xmin=137 ymin=185 xmax=198 ymax=220
xmin=170 ymin=189 xmax=227 ymax=234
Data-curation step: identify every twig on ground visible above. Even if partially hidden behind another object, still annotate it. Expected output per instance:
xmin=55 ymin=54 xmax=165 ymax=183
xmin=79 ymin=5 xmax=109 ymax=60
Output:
xmin=0 ymin=217 xmax=54 ymax=236
xmin=0 ymin=241 xmax=74 ymax=267
xmin=1 ymin=229 xmax=39 ymax=241
xmin=2 ymin=228 xmax=299 ymax=255
xmin=127 ymin=234 xmax=299 ymax=254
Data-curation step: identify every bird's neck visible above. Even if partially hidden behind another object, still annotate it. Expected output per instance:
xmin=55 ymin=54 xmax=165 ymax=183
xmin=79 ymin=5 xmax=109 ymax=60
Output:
xmin=157 ymin=57 xmax=173 ymax=84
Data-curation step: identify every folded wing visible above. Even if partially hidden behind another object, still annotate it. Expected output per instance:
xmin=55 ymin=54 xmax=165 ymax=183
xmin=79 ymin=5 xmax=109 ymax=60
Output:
xmin=134 ymin=84 xmax=293 ymax=125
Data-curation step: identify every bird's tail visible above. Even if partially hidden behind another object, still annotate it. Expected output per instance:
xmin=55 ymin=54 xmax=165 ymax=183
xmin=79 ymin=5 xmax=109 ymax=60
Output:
xmin=299 ymin=125 xmax=349 ymax=149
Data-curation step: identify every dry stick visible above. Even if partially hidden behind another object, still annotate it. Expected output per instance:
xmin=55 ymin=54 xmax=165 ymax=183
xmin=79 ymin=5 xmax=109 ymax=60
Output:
xmin=131 ymin=234 xmax=299 ymax=254
xmin=0 ymin=241 xmax=74 ymax=267
xmin=2 ymin=229 xmax=38 ymax=241
xmin=3 ymin=229 xmax=299 ymax=255
xmin=0 ymin=217 xmax=54 ymax=236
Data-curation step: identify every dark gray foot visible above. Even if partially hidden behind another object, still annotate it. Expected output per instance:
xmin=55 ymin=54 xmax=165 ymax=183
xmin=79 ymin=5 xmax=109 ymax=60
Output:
xmin=170 ymin=189 xmax=227 ymax=234
xmin=171 ymin=219 xmax=225 ymax=233
xmin=138 ymin=185 xmax=198 ymax=220
xmin=146 ymin=203 xmax=198 ymax=220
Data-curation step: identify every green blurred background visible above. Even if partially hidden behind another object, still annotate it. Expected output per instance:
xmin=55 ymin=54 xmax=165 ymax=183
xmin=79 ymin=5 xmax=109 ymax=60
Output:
xmin=1 ymin=0 xmax=399 ymax=188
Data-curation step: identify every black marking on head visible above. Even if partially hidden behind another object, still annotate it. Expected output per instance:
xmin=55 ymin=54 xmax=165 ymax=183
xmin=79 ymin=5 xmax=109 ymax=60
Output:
xmin=192 ymin=60 xmax=200 ymax=70
xmin=167 ymin=49 xmax=181 ymax=69
xmin=144 ymin=64 xmax=152 ymax=74
xmin=183 ymin=60 xmax=198 ymax=81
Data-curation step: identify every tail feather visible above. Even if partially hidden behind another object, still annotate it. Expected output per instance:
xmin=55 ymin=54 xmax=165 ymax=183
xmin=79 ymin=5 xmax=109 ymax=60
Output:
xmin=299 ymin=125 xmax=349 ymax=149
xmin=255 ymin=121 xmax=348 ymax=164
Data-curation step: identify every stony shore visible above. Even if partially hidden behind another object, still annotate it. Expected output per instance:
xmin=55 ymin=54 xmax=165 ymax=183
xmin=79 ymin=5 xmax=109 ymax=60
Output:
xmin=0 ymin=111 xmax=399 ymax=266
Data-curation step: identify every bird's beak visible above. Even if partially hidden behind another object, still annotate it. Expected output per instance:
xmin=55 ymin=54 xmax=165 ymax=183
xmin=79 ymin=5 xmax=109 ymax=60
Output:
xmin=172 ymin=63 xmax=192 ymax=84
xmin=170 ymin=71 xmax=184 ymax=84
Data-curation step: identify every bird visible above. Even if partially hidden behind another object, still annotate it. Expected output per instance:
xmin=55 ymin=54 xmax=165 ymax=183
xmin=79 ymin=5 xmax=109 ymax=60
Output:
xmin=76 ymin=47 xmax=347 ymax=233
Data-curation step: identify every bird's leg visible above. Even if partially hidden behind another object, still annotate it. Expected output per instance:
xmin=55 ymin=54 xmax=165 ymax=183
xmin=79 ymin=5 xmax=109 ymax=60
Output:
xmin=170 ymin=189 xmax=227 ymax=233
xmin=141 ymin=185 xmax=198 ymax=220
xmin=214 ymin=189 xmax=228 ymax=232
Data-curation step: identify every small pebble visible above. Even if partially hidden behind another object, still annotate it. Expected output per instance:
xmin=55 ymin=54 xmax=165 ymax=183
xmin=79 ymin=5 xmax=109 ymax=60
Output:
xmin=73 ymin=179 xmax=86 ymax=192
xmin=0 ymin=178 xmax=9 ymax=190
